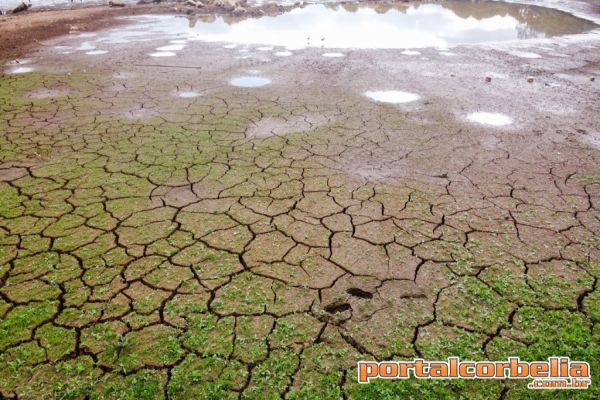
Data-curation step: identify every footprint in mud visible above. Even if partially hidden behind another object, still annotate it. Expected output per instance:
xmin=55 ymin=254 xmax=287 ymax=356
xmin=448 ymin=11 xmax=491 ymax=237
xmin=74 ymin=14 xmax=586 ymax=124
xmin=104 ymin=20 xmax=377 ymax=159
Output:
xmin=325 ymin=301 xmax=352 ymax=314
xmin=346 ymin=288 xmax=374 ymax=299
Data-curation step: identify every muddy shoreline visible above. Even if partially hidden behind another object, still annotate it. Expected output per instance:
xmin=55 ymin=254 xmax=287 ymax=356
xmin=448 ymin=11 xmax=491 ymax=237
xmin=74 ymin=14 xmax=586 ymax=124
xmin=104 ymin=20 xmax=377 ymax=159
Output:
xmin=1 ymin=0 xmax=599 ymax=63
xmin=0 ymin=0 xmax=298 ymax=61
xmin=0 ymin=5 xmax=164 ymax=61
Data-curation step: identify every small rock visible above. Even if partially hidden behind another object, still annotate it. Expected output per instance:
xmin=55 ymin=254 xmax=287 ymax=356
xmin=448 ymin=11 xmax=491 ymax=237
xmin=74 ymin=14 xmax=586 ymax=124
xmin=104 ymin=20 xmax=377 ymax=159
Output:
xmin=11 ymin=2 xmax=31 ymax=13
xmin=485 ymin=76 xmax=492 ymax=83
xmin=591 ymin=77 xmax=596 ymax=82
xmin=527 ymin=76 xmax=534 ymax=83
xmin=232 ymin=5 xmax=246 ymax=15
xmin=214 ymin=0 xmax=238 ymax=11
xmin=109 ymin=0 xmax=126 ymax=7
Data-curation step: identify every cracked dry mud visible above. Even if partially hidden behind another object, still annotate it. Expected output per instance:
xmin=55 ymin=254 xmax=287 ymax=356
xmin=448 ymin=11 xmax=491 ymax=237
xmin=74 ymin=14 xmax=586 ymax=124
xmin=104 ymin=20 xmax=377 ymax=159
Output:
xmin=1 ymin=9 xmax=600 ymax=400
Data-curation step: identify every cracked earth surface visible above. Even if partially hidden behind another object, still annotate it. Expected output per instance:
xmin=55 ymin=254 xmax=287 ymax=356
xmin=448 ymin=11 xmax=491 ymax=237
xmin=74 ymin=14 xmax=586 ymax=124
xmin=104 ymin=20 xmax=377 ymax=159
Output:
xmin=1 ymin=5 xmax=600 ymax=399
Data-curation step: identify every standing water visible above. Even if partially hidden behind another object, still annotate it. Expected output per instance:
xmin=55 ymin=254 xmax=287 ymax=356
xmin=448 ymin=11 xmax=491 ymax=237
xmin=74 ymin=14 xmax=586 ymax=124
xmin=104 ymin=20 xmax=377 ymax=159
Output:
xmin=90 ymin=1 xmax=598 ymax=50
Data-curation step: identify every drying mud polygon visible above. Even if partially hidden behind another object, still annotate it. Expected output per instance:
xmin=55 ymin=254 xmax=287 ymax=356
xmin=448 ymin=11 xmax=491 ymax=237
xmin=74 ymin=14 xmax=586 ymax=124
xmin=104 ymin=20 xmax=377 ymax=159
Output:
xmin=0 ymin=1 xmax=600 ymax=399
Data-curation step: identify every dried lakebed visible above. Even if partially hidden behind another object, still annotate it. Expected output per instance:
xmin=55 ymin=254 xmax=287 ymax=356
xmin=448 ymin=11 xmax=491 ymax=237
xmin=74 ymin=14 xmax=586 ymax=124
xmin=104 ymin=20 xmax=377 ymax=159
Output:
xmin=1 ymin=1 xmax=600 ymax=399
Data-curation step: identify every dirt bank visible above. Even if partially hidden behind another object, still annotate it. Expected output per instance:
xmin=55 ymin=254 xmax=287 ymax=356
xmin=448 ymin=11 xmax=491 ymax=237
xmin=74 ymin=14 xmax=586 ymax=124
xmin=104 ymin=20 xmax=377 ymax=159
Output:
xmin=0 ymin=0 xmax=295 ymax=61
xmin=0 ymin=5 xmax=170 ymax=61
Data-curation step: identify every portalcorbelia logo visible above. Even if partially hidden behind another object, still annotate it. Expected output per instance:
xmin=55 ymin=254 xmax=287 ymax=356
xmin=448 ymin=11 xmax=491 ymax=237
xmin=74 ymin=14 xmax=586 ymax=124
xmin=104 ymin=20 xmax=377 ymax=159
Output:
xmin=357 ymin=357 xmax=591 ymax=390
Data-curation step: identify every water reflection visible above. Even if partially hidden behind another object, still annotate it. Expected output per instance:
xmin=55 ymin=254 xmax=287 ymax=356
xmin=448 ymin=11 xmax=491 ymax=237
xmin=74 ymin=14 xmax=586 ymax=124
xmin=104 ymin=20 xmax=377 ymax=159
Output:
xmin=105 ymin=1 xmax=596 ymax=50
xmin=84 ymin=0 xmax=598 ymax=52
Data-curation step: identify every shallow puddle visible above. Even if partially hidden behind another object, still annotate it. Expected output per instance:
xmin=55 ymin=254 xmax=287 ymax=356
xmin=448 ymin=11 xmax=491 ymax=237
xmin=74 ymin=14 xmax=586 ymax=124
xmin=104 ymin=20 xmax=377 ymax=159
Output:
xmin=507 ymin=50 xmax=542 ymax=59
xmin=86 ymin=50 xmax=108 ymax=55
xmin=8 ymin=66 xmax=34 ymax=74
xmin=149 ymin=51 xmax=177 ymax=57
xmin=178 ymin=91 xmax=200 ymax=98
xmin=156 ymin=44 xmax=186 ymax=51
xmin=467 ymin=112 xmax=513 ymax=126
xmin=114 ymin=1 xmax=597 ymax=50
xmin=26 ymin=88 xmax=69 ymax=99
xmin=76 ymin=43 xmax=96 ymax=51
xmin=365 ymin=90 xmax=420 ymax=104
xmin=230 ymin=76 xmax=271 ymax=87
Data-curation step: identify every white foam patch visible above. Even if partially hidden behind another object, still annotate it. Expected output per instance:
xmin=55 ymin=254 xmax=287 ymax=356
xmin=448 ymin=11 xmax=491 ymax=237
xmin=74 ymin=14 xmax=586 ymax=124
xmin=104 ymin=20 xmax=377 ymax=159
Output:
xmin=401 ymin=50 xmax=421 ymax=56
xmin=508 ymin=50 xmax=541 ymax=59
xmin=365 ymin=90 xmax=420 ymax=104
xmin=257 ymin=46 xmax=273 ymax=51
xmin=223 ymin=44 xmax=238 ymax=49
xmin=86 ymin=50 xmax=108 ymax=55
xmin=149 ymin=52 xmax=177 ymax=57
xmin=170 ymin=40 xmax=188 ymax=44
xmin=275 ymin=51 xmax=293 ymax=57
xmin=322 ymin=52 xmax=344 ymax=57
xmin=467 ymin=112 xmax=513 ymax=126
